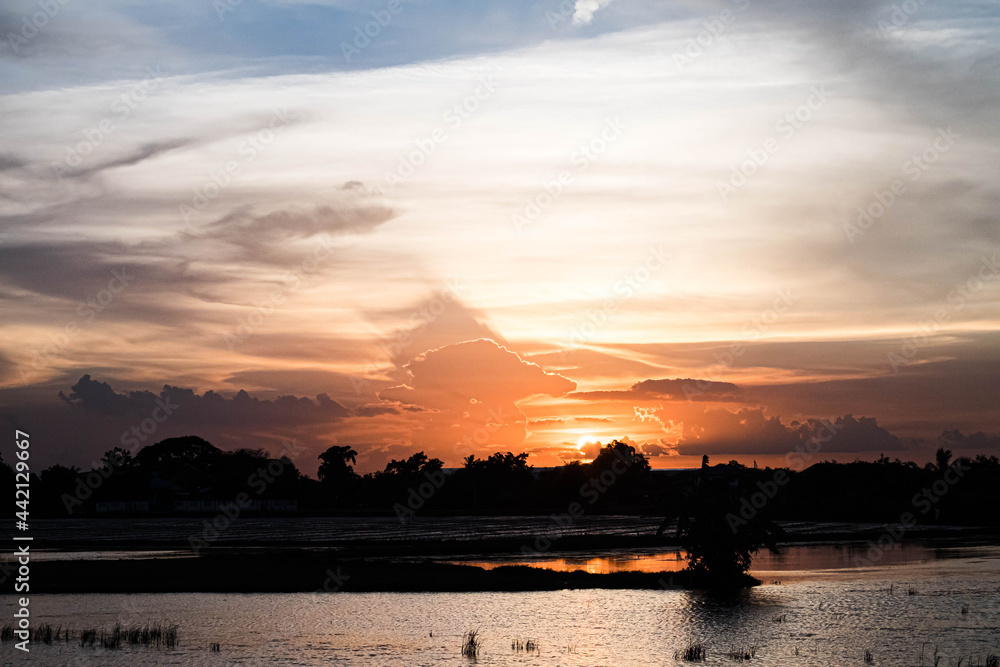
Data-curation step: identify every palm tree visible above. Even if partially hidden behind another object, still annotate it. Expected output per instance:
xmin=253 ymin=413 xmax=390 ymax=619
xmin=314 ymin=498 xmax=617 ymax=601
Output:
xmin=317 ymin=445 xmax=358 ymax=483
xmin=935 ymin=447 xmax=953 ymax=471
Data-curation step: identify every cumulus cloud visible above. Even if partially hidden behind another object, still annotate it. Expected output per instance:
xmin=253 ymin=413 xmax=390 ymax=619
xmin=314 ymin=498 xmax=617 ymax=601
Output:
xmin=378 ymin=339 xmax=577 ymax=458
xmin=573 ymin=0 xmax=617 ymax=26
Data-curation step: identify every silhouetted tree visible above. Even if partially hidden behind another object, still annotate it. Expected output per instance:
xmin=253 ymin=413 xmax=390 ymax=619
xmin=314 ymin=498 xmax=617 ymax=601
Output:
xmin=318 ymin=445 xmax=358 ymax=483
xmin=658 ymin=464 xmax=784 ymax=586
xmin=935 ymin=447 xmax=953 ymax=471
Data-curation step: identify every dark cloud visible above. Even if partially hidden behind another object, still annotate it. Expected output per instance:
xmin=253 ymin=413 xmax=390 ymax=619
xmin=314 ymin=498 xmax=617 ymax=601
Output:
xmin=68 ymin=139 xmax=196 ymax=179
xmin=938 ymin=429 xmax=1000 ymax=452
xmin=60 ymin=374 xmax=351 ymax=422
xmin=0 ymin=152 xmax=25 ymax=171
xmin=570 ymin=377 xmax=743 ymax=402
xmin=670 ymin=409 xmax=903 ymax=457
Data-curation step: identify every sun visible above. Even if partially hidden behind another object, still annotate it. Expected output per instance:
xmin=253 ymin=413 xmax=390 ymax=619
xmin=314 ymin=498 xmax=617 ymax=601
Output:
xmin=576 ymin=434 xmax=599 ymax=448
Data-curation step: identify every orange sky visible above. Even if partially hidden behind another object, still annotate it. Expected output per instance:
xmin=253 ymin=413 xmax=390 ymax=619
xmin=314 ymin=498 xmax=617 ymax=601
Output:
xmin=1 ymin=0 xmax=999 ymax=475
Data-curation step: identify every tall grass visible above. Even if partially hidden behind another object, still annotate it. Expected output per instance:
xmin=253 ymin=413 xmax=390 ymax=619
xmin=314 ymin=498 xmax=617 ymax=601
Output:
xmin=677 ymin=643 xmax=706 ymax=661
xmin=727 ymin=644 xmax=758 ymax=661
xmin=1 ymin=622 xmax=178 ymax=650
xmin=461 ymin=629 xmax=481 ymax=658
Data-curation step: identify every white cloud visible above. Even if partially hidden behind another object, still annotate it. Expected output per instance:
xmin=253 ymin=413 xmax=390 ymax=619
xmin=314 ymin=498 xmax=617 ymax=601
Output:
xmin=572 ymin=0 xmax=617 ymax=26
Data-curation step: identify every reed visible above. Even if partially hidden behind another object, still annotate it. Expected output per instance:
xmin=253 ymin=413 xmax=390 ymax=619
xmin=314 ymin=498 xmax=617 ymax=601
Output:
xmin=678 ymin=643 xmax=706 ymax=661
xmin=727 ymin=644 xmax=758 ymax=661
xmin=461 ymin=629 xmax=481 ymax=658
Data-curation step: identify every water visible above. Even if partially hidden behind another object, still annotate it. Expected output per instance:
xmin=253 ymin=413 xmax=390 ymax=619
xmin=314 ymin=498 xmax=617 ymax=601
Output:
xmin=8 ymin=517 xmax=935 ymax=546
xmin=2 ymin=544 xmax=998 ymax=666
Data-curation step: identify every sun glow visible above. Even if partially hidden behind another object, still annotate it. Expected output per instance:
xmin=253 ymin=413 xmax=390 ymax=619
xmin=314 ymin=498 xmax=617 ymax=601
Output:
xmin=576 ymin=434 xmax=599 ymax=448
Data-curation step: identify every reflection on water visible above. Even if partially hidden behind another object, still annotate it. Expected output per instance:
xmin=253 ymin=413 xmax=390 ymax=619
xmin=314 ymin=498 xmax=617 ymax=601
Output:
xmin=449 ymin=543 xmax=1000 ymax=579
xmin=1 ymin=544 xmax=998 ymax=666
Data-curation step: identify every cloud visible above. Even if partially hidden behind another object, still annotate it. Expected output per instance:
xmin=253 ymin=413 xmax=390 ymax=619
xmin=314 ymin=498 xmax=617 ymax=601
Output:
xmin=938 ymin=429 xmax=1000 ymax=451
xmin=669 ymin=409 xmax=903 ymax=457
xmin=570 ymin=377 xmax=744 ymax=402
xmin=381 ymin=338 xmax=576 ymax=408
xmin=573 ymin=0 xmax=617 ymax=26
xmin=378 ymin=339 xmax=577 ymax=458
xmin=0 ymin=373 xmax=387 ymax=475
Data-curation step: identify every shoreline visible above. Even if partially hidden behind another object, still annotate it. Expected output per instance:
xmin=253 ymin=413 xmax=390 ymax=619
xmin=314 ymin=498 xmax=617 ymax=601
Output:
xmin=25 ymin=556 xmax=758 ymax=594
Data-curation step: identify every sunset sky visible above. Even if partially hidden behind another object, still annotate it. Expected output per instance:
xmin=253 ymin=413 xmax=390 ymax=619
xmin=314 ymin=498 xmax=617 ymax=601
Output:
xmin=1 ymin=0 xmax=998 ymax=475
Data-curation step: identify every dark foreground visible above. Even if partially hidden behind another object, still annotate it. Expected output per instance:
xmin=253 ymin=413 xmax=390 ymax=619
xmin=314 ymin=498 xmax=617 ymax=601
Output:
xmin=29 ymin=554 xmax=757 ymax=593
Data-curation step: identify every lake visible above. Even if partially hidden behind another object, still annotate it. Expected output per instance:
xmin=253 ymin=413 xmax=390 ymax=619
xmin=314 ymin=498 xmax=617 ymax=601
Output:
xmin=2 ymin=542 xmax=998 ymax=666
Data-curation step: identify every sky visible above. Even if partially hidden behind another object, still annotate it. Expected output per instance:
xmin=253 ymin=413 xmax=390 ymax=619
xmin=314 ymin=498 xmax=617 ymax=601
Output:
xmin=1 ymin=0 xmax=998 ymax=475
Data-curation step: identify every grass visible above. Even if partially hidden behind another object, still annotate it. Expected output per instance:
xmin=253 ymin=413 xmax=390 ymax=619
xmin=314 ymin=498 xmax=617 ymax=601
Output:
xmin=210 ymin=642 xmax=221 ymax=652
xmin=772 ymin=614 xmax=787 ymax=623
xmin=864 ymin=649 xmax=874 ymax=663
xmin=727 ymin=644 xmax=758 ymax=661
xmin=511 ymin=638 xmax=538 ymax=653
xmin=461 ymin=629 xmax=481 ymax=658
xmin=677 ymin=643 xmax=706 ymax=662
xmin=986 ymin=655 xmax=999 ymax=667
xmin=1 ymin=622 xmax=178 ymax=650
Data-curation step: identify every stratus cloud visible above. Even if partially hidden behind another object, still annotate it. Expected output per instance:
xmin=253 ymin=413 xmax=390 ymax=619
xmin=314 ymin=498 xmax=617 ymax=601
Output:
xmin=573 ymin=0 xmax=617 ymax=25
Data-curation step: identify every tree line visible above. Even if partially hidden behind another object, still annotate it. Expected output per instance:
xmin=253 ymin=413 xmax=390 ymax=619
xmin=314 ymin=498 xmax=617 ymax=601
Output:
xmin=4 ymin=435 xmax=999 ymax=528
